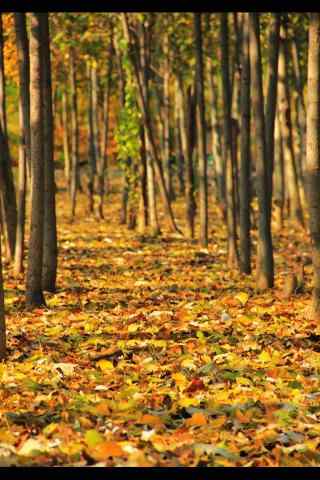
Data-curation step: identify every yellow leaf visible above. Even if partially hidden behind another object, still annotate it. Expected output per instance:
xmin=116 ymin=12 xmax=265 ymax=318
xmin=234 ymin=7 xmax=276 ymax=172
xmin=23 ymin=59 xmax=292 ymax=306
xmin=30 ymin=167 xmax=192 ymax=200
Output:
xmin=172 ymin=372 xmax=188 ymax=390
xmin=210 ymin=415 xmax=227 ymax=428
xmin=259 ymin=350 xmax=272 ymax=363
xmin=128 ymin=324 xmax=139 ymax=333
xmin=97 ymin=360 xmax=114 ymax=371
xmin=235 ymin=292 xmax=249 ymax=306
xmin=185 ymin=412 xmax=207 ymax=427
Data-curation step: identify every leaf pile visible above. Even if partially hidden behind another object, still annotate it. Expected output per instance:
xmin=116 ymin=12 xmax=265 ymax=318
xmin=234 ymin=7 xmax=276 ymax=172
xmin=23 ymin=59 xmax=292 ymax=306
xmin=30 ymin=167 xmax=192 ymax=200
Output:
xmin=2 ymin=184 xmax=319 ymax=467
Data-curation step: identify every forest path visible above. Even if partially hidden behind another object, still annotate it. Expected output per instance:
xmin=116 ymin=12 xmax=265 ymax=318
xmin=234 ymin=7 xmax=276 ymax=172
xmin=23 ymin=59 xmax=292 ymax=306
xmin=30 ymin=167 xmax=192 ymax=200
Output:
xmin=2 ymin=179 xmax=318 ymax=466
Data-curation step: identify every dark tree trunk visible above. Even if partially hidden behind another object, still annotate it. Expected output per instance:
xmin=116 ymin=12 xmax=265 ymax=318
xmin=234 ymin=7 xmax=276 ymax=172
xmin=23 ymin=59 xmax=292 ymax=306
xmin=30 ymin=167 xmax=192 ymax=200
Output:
xmin=40 ymin=13 xmax=57 ymax=293
xmin=249 ymin=13 xmax=274 ymax=290
xmin=239 ymin=13 xmax=251 ymax=274
xmin=220 ymin=13 xmax=239 ymax=268
xmin=177 ymin=78 xmax=196 ymax=239
xmin=26 ymin=13 xmax=46 ymax=308
xmin=194 ymin=13 xmax=208 ymax=248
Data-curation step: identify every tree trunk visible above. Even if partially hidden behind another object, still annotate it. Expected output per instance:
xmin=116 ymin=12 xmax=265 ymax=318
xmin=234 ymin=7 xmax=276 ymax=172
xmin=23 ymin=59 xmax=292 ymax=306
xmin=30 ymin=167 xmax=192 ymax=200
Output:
xmin=274 ymin=110 xmax=285 ymax=231
xmin=87 ymin=62 xmax=98 ymax=215
xmin=40 ymin=13 xmax=57 ymax=293
xmin=305 ymin=13 xmax=320 ymax=319
xmin=239 ymin=13 xmax=251 ymax=274
xmin=14 ymin=13 xmax=30 ymax=276
xmin=220 ymin=13 xmax=239 ymax=268
xmin=163 ymin=29 xmax=173 ymax=202
xmin=0 ymin=14 xmax=17 ymax=261
xmin=70 ymin=48 xmax=79 ymax=220
xmin=249 ymin=13 xmax=274 ymax=289
xmin=61 ymin=86 xmax=71 ymax=189
xmin=137 ymin=125 xmax=148 ymax=233
xmin=291 ymin=35 xmax=306 ymax=176
xmin=98 ymin=42 xmax=113 ymax=219
xmin=122 ymin=13 xmax=180 ymax=235
xmin=207 ymin=58 xmax=224 ymax=210
xmin=194 ymin=13 xmax=208 ymax=248
xmin=177 ymin=78 xmax=196 ymax=239
xmin=278 ymin=20 xmax=304 ymax=226
xmin=264 ymin=13 xmax=280 ymax=220
xmin=26 ymin=13 xmax=46 ymax=308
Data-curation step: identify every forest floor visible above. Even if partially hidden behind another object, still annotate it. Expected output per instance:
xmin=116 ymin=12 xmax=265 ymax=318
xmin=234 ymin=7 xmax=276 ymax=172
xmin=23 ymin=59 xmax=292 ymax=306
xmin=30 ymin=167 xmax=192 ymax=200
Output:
xmin=2 ymin=175 xmax=320 ymax=467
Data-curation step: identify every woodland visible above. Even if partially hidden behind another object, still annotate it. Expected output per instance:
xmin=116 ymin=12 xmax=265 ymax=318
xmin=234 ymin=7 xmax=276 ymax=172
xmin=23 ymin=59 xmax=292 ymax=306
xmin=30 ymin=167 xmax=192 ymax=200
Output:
xmin=0 ymin=11 xmax=319 ymax=467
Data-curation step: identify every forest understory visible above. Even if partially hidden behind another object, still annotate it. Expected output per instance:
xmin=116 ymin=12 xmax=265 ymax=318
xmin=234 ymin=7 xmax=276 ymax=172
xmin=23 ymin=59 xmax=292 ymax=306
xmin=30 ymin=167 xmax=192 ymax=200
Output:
xmin=1 ymin=175 xmax=319 ymax=467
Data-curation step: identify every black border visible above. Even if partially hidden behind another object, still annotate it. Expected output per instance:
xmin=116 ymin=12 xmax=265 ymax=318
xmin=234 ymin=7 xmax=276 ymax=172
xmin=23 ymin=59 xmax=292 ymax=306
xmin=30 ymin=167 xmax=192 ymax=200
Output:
xmin=0 ymin=466 xmax=318 ymax=477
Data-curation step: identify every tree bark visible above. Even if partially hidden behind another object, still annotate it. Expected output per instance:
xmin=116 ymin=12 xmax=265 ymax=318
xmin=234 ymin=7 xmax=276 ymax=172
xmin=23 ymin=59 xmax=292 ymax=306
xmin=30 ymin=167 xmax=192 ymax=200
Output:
xmin=239 ymin=13 xmax=251 ymax=274
xmin=40 ymin=13 xmax=57 ymax=293
xmin=13 ymin=13 xmax=30 ymax=276
xmin=264 ymin=13 xmax=280 ymax=221
xmin=220 ymin=13 xmax=239 ymax=268
xmin=62 ymin=85 xmax=71 ymax=189
xmin=305 ymin=13 xmax=320 ymax=319
xmin=249 ymin=13 xmax=274 ymax=289
xmin=26 ymin=13 xmax=46 ymax=308
xmin=122 ymin=13 xmax=180 ymax=234
xmin=278 ymin=20 xmax=304 ymax=226
xmin=194 ymin=13 xmax=208 ymax=248
xmin=70 ymin=48 xmax=79 ymax=220
xmin=0 ymin=14 xmax=17 ymax=261
xmin=177 ymin=78 xmax=196 ymax=239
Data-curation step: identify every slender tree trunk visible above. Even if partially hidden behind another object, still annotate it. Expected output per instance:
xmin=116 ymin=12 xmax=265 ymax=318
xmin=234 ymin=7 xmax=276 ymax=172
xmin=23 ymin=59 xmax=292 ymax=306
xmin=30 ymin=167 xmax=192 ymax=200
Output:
xmin=239 ymin=13 xmax=251 ymax=274
xmin=26 ymin=13 xmax=46 ymax=308
xmin=40 ymin=13 xmax=57 ymax=292
xmin=174 ymin=96 xmax=185 ymax=196
xmin=274 ymin=110 xmax=285 ymax=231
xmin=163 ymin=29 xmax=173 ymax=202
xmin=264 ymin=13 xmax=280 ymax=220
xmin=278 ymin=21 xmax=304 ymax=226
xmin=87 ymin=62 xmax=98 ymax=215
xmin=194 ymin=13 xmax=208 ymax=248
xmin=98 ymin=42 xmax=113 ymax=219
xmin=249 ymin=13 xmax=274 ymax=289
xmin=70 ymin=48 xmax=79 ymax=220
xmin=137 ymin=125 xmax=148 ymax=233
xmin=122 ymin=13 xmax=180 ymax=234
xmin=14 ymin=13 xmax=30 ymax=276
xmin=220 ymin=13 xmax=239 ymax=267
xmin=291 ymin=36 xmax=306 ymax=175
xmin=62 ymin=86 xmax=71 ymax=189
xmin=177 ymin=78 xmax=196 ymax=239
xmin=207 ymin=58 xmax=223 ymax=209
xmin=305 ymin=13 xmax=320 ymax=319
xmin=0 ymin=14 xmax=17 ymax=261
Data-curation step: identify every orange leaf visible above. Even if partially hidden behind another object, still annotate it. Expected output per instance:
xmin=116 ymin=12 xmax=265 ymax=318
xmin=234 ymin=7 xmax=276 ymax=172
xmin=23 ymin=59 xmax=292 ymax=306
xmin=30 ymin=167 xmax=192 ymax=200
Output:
xmin=139 ymin=414 xmax=163 ymax=427
xmin=88 ymin=441 xmax=125 ymax=460
xmin=185 ymin=412 xmax=207 ymax=427
xmin=235 ymin=409 xmax=252 ymax=423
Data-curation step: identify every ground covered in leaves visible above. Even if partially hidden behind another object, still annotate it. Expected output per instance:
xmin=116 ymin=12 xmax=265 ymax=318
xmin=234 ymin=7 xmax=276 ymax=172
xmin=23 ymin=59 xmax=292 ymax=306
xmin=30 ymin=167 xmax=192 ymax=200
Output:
xmin=2 ymin=178 xmax=320 ymax=466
